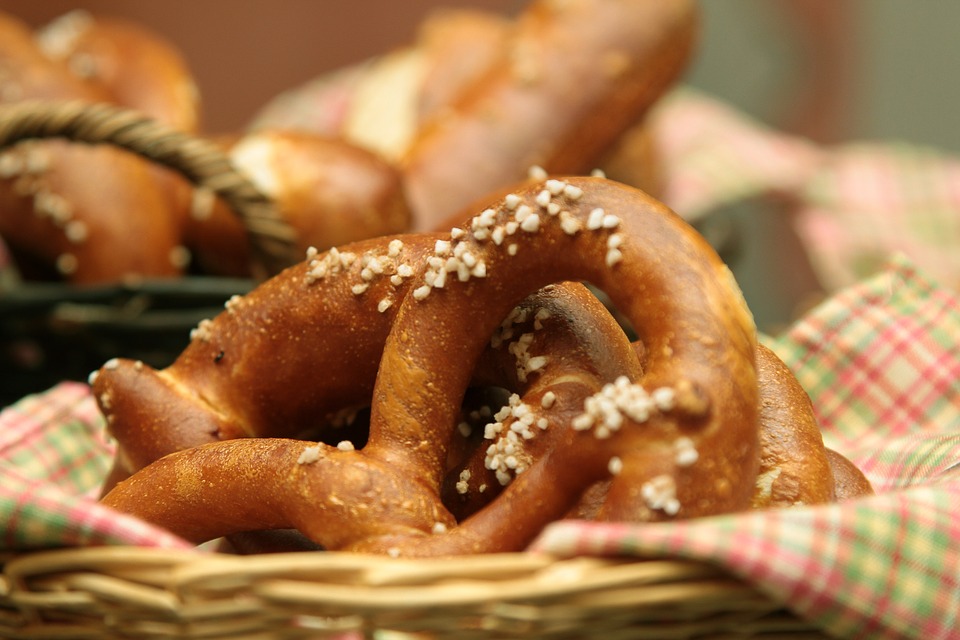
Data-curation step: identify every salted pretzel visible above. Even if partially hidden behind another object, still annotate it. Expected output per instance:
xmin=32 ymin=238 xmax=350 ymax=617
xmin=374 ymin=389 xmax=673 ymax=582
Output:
xmin=97 ymin=272 xmax=869 ymax=553
xmin=99 ymin=176 xmax=761 ymax=555
xmin=0 ymin=12 xmax=110 ymax=105
xmin=91 ymin=235 xmax=639 ymax=484
xmin=173 ymin=129 xmax=413 ymax=278
xmin=401 ymin=0 xmax=698 ymax=230
xmin=0 ymin=8 xmax=410 ymax=284
xmin=251 ymin=0 xmax=696 ymax=231
xmin=0 ymin=9 xmax=197 ymax=283
xmin=35 ymin=9 xmax=201 ymax=134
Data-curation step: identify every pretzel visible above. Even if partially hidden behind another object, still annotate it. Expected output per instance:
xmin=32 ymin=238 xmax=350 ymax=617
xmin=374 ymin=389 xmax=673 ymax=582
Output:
xmin=99 ymin=281 xmax=641 ymax=550
xmin=0 ymin=9 xmax=196 ymax=283
xmin=97 ymin=274 xmax=869 ymax=553
xmin=99 ymin=176 xmax=759 ymax=555
xmin=0 ymin=139 xmax=188 ymax=282
xmin=91 ymin=233 xmax=443 ymax=489
xmin=91 ymin=234 xmax=638 ymax=487
xmin=824 ymin=448 xmax=874 ymax=501
xmin=401 ymin=0 xmax=698 ymax=230
xmin=0 ymin=11 xmax=110 ymax=105
xmin=174 ymin=129 xmax=413 ymax=278
xmin=35 ymin=10 xmax=201 ymax=133
xmin=0 ymin=8 xmax=410 ymax=283
xmin=251 ymin=0 xmax=696 ymax=231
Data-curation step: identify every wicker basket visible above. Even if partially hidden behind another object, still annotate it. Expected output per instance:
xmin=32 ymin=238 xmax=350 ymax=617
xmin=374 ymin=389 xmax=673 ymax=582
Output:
xmin=0 ymin=102 xmax=806 ymax=640
xmin=0 ymin=547 xmax=829 ymax=639
xmin=0 ymin=100 xmax=297 ymax=404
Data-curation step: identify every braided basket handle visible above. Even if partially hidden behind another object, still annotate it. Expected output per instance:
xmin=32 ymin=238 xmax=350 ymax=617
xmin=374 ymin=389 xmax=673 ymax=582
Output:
xmin=0 ymin=100 xmax=297 ymax=278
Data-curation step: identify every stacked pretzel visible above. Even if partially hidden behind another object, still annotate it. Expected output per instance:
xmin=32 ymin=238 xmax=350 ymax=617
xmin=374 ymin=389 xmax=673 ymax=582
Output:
xmin=0 ymin=0 xmax=695 ymax=283
xmin=92 ymin=175 xmax=872 ymax=557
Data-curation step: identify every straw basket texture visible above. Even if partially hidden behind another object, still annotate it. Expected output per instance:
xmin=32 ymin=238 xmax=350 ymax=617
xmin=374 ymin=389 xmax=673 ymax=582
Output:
xmin=0 ymin=100 xmax=297 ymax=403
xmin=0 ymin=547 xmax=829 ymax=639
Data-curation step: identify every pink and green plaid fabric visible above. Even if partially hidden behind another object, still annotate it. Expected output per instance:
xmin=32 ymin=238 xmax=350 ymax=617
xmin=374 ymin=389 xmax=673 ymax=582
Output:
xmin=2 ymin=255 xmax=959 ymax=638
xmin=643 ymin=88 xmax=960 ymax=293
xmin=0 ymin=382 xmax=191 ymax=550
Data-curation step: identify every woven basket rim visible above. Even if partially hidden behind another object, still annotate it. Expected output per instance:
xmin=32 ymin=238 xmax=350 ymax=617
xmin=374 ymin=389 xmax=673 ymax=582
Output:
xmin=0 ymin=546 xmax=830 ymax=639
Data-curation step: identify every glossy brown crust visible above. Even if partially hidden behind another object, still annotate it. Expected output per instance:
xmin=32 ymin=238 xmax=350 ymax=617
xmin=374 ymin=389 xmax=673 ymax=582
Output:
xmin=0 ymin=11 xmax=111 ymax=105
xmin=99 ymin=281 xmax=642 ymax=550
xmin=752 ymin=343 xmax=835 ymax=508
xmin=825 ymin=448 xmax=874 ymax=501
xmin=93 ymin=233 xmax=444 ymax=487
xmin=413 ymin=8 xmax=512 ymax=124
xmin=353 ymin=176 xmax=757 ymax=555
xmin=0 ymin=10 xmax=195 ymax=283
xmin=0 ymin=140 xmax=184 ymax=283
xmin=228 ymin=130 xmax=412 ymax=258
xmin=158 ymin=129 xmax=413 ymax=278
xmin=100 ymin=177 xmax=759 ymax=555
xmin=401 ymin=0 xmax=698 ymax=230
xmin=35 ymin=11 xmax=200 ymax=132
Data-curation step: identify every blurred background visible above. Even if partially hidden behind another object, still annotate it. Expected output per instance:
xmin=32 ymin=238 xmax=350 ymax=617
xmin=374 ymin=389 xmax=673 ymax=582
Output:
xmin=3 ymin=0 xmax=956 ymax=148
xmin=1 ymin=0 xmax=958 ymax=331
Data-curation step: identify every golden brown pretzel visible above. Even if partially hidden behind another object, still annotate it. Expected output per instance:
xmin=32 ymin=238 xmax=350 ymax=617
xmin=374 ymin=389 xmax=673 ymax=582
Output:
xmin=0 ymin=9 xmax=196 ymax=283
xmin=174 ymin=129 xmax=413 ymax=278
xmin=99 ymin=279 xmax=642 ymax=550
xmin=824 ymin=448 xmax=874 ymax=501
xmin=251 ymin=0 xmax=696 ymax=231
xmin=0 ymin=139 xmax=186 ymax=282
xmin=92 ymin=233 xmax=445 ymax=489
xmin=99 ymin=291 xmax=868 ymax=554
xmin=100 ymin=176 xmax=759 ymax=555
xmin=35 ymin=10 xmax=201 ymax=133
xmin=0 ymin=11 xmax=111 ymax=105
xmin=752 ymin=343 xmax=836 ymax=508
xmin=92 ymin=234 xmax=639 ymax=487
xmin=560 ymin=343 xmax=871 ymax=521
xmin=0 ymin=9 xmax=408 ymax=283
xmin=345 ymin=176 xmax=757 ymax=554
xmin=400 ymin=0 xmax=698 ymax=229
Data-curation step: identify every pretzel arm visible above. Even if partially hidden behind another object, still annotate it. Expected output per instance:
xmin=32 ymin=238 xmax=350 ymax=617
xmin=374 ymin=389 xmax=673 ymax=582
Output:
xmin=402 ymin=0 xmax=698 ymax=229
xmin=101 ymin=438 xmax=453 ymax=549
xmin=444 ymin=281 xmax=643 ymax=520
xmin=92 ymin=233 xmax=445 ymax=489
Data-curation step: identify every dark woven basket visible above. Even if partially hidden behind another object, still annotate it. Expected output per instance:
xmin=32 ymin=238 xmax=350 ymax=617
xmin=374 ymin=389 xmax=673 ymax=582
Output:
xmin=0 ymin=100 xmax=297 ymax=404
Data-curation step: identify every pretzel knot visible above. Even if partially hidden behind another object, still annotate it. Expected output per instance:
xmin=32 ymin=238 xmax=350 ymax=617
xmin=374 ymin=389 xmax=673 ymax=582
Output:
xmin=97 ymin=177 xmax=866 ymax=557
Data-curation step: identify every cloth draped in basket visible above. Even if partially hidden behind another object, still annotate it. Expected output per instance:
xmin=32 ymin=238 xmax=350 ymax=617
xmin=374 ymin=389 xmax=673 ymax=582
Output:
xmin=642 ymin=87 xmax=960 ymax=294
xmin=1 ymin=254 xmax=959 ymax=639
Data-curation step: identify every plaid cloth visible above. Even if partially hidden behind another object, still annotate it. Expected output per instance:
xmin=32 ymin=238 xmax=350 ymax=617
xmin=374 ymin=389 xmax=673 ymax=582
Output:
xmin=644 ymin=88 xmax=960 ymax=293
xmin=1 ymin=255 xmax=958 ymax=638
xmin=0 ymin=383 xmax=192 ymax=550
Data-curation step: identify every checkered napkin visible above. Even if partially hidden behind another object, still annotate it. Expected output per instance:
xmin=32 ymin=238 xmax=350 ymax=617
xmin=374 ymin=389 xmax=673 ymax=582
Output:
xmin=0 ymin=383 xmax=192 ymax=550
xmin=1 ymin=255 xmax=959 ymax=638
xmin=645 ymin=88 xmax=960 ymax=294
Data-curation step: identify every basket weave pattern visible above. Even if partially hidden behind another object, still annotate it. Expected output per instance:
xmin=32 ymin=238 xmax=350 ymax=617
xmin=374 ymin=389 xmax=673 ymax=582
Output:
xmin=0 ymin=548 xmax=827 ymax=639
